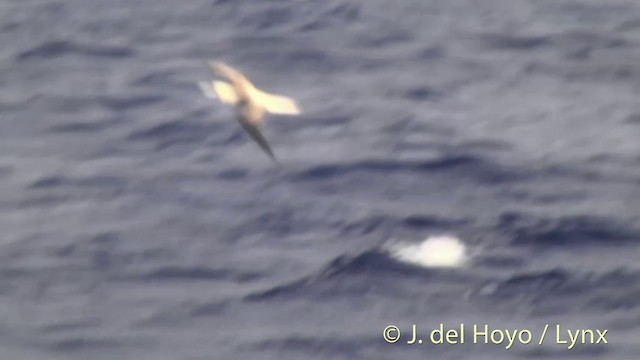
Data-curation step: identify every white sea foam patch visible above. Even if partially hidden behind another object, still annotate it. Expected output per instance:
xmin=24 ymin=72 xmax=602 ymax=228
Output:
xmin=387 ymin=235 xmax=468 ymax=268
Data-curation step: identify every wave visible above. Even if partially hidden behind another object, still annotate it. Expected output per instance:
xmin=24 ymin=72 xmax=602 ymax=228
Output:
xmin=498 ymin=211 xmax=640 ymax=247
xmin=474 ymin=268 xmax=640 ymax=313
xmin=287 ymin=154 xmax=532 ymax=185
xmin=246 ymin=235 xmax=474 ymax=302
xmin=17 ymin=40 xmax=132 ymax=61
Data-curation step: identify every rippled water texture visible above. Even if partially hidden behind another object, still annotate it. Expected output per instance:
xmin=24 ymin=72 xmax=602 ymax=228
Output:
xmin=1 ymin=0 xmax=640 ymax=359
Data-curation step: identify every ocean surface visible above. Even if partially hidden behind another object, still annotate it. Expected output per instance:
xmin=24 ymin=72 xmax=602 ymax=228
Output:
xmin=1 ymin=0 xmax=640 ymax=359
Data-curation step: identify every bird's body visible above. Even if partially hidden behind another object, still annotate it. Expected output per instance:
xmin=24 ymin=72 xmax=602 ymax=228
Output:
xmin=198 ymin=61 xmax=301 ymax=162
xmin=236 ymin=100 xmax=276 ymax=161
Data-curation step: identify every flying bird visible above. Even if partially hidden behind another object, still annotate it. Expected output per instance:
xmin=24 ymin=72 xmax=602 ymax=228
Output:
xmin=198 ymin=61 xmax=301 ymax=162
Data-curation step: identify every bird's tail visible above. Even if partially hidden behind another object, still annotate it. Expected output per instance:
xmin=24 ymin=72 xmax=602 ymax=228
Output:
xmin=239 ymin=121 xmax=279 ymax=163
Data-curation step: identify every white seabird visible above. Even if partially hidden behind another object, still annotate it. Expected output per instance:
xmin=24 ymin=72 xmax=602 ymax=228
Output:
xmin=198 ymin=61 xmax=301 ymax=162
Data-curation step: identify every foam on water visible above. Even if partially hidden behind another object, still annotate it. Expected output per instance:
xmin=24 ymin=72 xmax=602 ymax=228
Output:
xmin=387 ymin=235 xmax=468 ymax=268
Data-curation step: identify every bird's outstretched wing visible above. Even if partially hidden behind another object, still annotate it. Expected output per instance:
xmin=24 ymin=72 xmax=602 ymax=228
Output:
xmin=253 ymin=89 xmax=301 ymax=115
xmin=209 ymin=61 xmax=301 ymax=115
xmin=208 ymin=61 xmax=250 ymax=89
xmin=212 ymin=81 xmax=240 ymax=104
xmin=198 ymin=81 xmax=218 ymax=99
xmin=198 ymin=80 xmax=240 ymax=104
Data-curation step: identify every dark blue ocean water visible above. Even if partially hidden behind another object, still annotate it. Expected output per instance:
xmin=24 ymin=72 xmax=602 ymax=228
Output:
xmin=1 ymin=0 xmax=640 ymax=359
